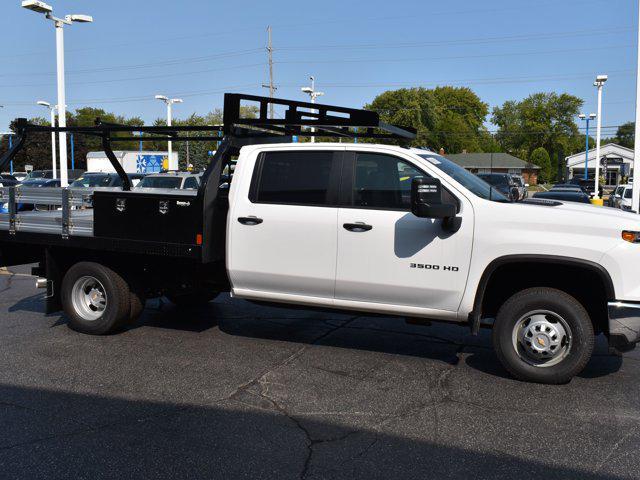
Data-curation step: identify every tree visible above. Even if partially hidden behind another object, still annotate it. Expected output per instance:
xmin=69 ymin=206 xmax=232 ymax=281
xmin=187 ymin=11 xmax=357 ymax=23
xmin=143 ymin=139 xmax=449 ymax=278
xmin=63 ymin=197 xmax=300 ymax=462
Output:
xmin=492 ymin=92 xmax=583 ymax=180
xmin=614 ymin=122 xmax=634 ymax=149
xmin=529 ymin=147 xmax=552 ymax=183
xmin=364 ymin=86 xmax=490 ymax=153
xmin=364 ymin=87 xmax=436 ymax=147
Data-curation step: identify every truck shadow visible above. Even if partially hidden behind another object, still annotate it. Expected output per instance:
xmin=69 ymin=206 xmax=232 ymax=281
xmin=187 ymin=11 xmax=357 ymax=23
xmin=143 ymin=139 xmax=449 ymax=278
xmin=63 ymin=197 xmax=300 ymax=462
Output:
xmin=128 ymin=295 xmax=623 ymax=379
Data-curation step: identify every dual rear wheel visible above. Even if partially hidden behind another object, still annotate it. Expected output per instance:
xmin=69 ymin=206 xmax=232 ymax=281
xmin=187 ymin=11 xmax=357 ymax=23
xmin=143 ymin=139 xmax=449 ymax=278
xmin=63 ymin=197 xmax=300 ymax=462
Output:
xmin=61 ymin=262 xmax=218 ymax=335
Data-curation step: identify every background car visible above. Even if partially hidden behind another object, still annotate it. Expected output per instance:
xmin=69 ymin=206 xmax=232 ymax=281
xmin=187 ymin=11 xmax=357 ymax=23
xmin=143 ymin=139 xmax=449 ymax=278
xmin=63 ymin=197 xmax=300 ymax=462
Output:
xmin=0 ymin=178 xmax=61 ymax=213
xmin=10 ymin=172 xmax=28 ymax=182
xmin=23 ymin=169 xmax=85 ymax=182
xmin=608 ymin=184 xmax=625 ymax=208
xmin=476 ymin=173 xmax=518 ymax=201
xmin=618 ymin=185 xmax=633 ymax=211
xmin=532 ymin=190 xmax=591 ymax=204
xmin=136 ymin=172 xmax=201 ymax=190
xmin=71 ymin=172 xmax=145 ymax=189
xmin=511 ymin=175 xmax=528 ymax=200
xmin=0 ymin=174 xmax=18 ymax=187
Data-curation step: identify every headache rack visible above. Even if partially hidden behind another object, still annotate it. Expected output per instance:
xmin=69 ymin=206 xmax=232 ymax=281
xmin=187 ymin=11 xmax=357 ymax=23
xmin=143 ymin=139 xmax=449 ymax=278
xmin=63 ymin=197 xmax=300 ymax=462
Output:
xmin=0 ymin=94 xmax=415 ymax=258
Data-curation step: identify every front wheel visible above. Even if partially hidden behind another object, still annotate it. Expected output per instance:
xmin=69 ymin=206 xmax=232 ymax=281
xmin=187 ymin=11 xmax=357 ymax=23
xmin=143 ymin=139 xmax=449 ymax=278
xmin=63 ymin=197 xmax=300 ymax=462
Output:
xmin=492 ymin=287 xmax=594 ymax=384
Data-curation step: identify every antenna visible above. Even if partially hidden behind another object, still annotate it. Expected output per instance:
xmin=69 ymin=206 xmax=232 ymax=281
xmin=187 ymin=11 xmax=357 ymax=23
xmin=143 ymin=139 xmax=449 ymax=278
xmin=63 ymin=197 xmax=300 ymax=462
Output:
xmin=261 ymin=26 xmax=277 ymax=119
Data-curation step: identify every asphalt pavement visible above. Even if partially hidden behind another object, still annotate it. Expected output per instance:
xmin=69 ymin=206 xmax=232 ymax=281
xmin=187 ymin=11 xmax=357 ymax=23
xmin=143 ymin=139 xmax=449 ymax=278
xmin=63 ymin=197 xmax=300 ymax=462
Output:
xmin=1 ymin=265 xmax=639 ymax=480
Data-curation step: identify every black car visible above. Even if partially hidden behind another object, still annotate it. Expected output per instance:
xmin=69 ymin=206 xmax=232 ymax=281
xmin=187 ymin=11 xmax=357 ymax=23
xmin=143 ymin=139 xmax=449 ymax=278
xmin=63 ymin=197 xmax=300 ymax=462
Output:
xmin=70 ymin=172 xmax=146 ymax=189
xmin=23 ymin=169 xmax=85 ymax=182
xmin=0 ymin=174 xmax=18 ymax=187
xmin=476 ymin=173 xmax=518 ymax=201
xmin=532 ymin=190 xmax=591 ymax=204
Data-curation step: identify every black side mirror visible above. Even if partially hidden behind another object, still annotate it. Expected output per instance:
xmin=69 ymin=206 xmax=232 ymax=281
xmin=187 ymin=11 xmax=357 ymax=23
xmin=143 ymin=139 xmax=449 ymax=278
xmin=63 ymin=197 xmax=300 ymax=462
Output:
xmin=411 ymin=177 xmax=456 ymax=219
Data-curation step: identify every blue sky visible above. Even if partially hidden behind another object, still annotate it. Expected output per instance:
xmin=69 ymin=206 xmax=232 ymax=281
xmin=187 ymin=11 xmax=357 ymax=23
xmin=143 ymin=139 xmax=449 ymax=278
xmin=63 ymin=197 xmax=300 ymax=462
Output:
xmin=0 ymin=0 xmax=636 ymax=137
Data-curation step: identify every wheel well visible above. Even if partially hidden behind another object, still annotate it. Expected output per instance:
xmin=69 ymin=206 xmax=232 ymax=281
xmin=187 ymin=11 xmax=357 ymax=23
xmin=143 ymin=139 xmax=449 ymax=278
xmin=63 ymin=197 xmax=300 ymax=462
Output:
xmin=478 ymin=261 xmax=611 ymax=334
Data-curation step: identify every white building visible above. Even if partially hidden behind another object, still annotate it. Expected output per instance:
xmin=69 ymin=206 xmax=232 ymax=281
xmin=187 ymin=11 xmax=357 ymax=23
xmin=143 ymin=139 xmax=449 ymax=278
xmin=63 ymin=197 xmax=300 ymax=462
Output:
xmin=566 ymin=143 xmax=634 ymax=187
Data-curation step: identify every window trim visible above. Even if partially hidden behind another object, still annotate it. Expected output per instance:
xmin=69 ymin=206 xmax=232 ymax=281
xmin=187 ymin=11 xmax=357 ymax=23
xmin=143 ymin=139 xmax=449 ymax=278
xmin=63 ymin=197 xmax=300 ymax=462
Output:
xmin=340 ymin=151 xmax=461 ymax=212
xmin=249 ymin=150 xmax=343 ymax=208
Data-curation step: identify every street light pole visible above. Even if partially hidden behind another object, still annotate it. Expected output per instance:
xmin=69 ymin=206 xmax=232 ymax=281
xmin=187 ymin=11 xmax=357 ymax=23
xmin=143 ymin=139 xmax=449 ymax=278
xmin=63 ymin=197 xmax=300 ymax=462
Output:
xmin=22 ymin=1 xmax=93 ymax=187
xmin=37 ymin=101 xmax=57 ymax=179
xmin=155 ymin=95 xmax=182 ymax=171
xmin=633 ymin=0 xmax=640 ymax=213
xmin=593 ymin=75 xmax=608 ymax=202
xmin=301 ymin=76 xmax=324 ymax=144
xmin=578 ymin=113 xmax=596 ymax=181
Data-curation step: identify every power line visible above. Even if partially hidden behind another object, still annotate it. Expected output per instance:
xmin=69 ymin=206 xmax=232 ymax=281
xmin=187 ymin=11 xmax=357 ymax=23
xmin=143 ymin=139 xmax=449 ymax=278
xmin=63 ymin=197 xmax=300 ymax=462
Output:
xmin=276 ymin=27 xmax=633 ymax=52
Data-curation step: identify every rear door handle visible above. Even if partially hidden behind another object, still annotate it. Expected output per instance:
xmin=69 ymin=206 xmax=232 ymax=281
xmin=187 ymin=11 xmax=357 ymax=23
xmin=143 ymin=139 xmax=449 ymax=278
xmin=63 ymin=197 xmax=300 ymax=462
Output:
xmin=238 ymin=216 xmax=263 ymax=226
xmin=343 ymin=222 xmax=372 ymax=232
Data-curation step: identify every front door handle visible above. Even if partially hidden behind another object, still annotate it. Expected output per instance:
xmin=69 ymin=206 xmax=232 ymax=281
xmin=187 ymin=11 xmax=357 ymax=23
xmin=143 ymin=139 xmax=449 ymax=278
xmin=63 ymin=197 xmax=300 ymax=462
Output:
xmin=343 ymin=222 xmax=372 ymax=232
xmin=238 ymin=216 xmax=263 ymax=226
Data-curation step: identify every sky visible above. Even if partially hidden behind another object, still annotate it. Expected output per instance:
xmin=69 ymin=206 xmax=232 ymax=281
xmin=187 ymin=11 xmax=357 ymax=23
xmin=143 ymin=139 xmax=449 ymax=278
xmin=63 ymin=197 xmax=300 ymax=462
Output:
xmin=0 ymin=0 xmax=637 ymax=138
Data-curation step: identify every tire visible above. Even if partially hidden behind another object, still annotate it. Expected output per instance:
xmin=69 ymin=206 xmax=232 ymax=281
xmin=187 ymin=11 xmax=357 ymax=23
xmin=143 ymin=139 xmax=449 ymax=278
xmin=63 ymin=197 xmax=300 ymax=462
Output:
xmin=61 ymin=262 xmax=132 ymax=335
xmin=166 ymin=289 xmax=219 ymax=307
xmin=129 ymin=289 xmax=146 ymax=323
xmin=492 ymin=287 xmax=594 ymax=384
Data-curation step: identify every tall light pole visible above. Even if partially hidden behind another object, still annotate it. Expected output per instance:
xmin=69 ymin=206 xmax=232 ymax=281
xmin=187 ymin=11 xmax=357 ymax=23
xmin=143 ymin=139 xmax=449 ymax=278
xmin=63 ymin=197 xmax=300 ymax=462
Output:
xmin=0 ymin=131 xmax=15 ymax=174
xmin=301 ymin=76 xmax=324 ymax=144
xmin=633 ymin=0 xmax=640 ymax=213
xmin=22 ymin=1 xmax=93 ymax=187
xmin=593 ymin=74 xmax=608 ymax=202
xmin=578 ymin=113 xmax=596 ymax=181
xmin=155 ymin=95 xmax=182 ymax=171
xmin=37 ymin=101 xmax=58 ymax=179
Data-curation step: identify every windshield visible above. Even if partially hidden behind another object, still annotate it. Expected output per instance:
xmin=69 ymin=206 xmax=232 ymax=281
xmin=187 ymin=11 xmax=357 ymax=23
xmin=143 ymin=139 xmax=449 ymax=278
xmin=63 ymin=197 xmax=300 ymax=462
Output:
xmin=26 ymin=171 xmax=50 ymax=179
xmin=71 ymin=175 xmax=113 ymax=188
xmin=137 ymin=176 xmax=183 ymax=189
xmin=418 ymin=154 xmax=509 ymax=202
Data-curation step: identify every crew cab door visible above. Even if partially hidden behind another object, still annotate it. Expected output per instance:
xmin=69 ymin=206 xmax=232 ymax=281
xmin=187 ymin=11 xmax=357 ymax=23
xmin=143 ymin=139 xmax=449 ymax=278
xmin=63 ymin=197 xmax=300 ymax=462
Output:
xmin=335 ymin=151 xmax=474 ymax=312
xmin=227 ymin=148 xmax=342 ymax=300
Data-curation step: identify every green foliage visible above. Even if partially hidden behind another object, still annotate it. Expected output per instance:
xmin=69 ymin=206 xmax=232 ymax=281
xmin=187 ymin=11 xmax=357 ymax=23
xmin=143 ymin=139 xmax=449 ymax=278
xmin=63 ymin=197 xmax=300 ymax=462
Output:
xmin=613 ymin=122 xmax=634 ymax=149
xmin=529 ymin=147 xmax=552 ymax=183
xmin=491 ymin=92 xmax=583 ymax=180
xmin=364 ymin=86 xmax=490 ymax=153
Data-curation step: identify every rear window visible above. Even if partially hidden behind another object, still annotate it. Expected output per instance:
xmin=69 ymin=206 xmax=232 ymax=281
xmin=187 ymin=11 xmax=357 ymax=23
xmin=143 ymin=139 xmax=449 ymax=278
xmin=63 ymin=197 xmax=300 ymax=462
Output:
xmin=138 ymin=176 xmax=183 ymax=189
xmin=252 ymin=151 xmax=334 ymax=206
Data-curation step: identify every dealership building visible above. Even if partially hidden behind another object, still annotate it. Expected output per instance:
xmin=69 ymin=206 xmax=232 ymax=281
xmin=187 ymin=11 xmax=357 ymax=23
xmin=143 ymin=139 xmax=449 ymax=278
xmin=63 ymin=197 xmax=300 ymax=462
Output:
xmin=566 ymin=143 xmax=634 ymax=187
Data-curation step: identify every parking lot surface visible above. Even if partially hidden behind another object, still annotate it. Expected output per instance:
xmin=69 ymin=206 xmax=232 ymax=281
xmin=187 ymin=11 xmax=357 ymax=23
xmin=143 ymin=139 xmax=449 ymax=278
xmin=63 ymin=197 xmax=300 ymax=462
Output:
xmin=1 ymin=265 xmax=640 ymax=480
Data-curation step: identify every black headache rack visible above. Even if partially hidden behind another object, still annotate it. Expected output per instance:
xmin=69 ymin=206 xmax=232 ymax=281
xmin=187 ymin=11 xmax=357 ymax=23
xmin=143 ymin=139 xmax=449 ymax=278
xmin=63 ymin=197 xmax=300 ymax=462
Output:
xmin=0 ymin=93 xmax=415 ymax=263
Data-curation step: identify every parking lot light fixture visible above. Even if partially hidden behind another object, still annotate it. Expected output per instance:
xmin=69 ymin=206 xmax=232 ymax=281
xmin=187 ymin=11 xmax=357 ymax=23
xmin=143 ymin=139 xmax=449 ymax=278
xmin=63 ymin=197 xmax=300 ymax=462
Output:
xmin=300 ymin=76 xmax=324 ymax=144
xmin=593 ymin=75 xmax=608 ymax=200
xmin=37 ymin=100 xmax=58 ymax=179
xmin=22 ymin=1 xmax=93 ymax=187
xmin=578 ymin=113 xmax=597 ymax=181
xmin=155 ymin=96 xmax=183 ymax=171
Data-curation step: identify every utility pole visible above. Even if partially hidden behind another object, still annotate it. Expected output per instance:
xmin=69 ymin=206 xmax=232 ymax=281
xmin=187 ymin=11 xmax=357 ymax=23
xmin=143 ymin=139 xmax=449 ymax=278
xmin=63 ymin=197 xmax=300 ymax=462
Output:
xmin=262 ymin=26 xmax=276 ymax=119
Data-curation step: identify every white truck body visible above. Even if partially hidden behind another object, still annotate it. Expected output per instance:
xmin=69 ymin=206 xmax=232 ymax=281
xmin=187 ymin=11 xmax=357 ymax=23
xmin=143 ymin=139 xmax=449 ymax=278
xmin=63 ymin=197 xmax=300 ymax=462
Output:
xmin=86 ymin=151 xmax=179 ymax=174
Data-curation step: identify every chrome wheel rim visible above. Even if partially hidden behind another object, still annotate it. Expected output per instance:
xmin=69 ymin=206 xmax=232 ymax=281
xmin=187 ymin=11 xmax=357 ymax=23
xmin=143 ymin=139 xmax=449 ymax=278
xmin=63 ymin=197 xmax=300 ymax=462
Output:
xmin=71 ymin=276 xmax=107 ymax=321
xmin=511 ymin=310 xmax=572 ymax=367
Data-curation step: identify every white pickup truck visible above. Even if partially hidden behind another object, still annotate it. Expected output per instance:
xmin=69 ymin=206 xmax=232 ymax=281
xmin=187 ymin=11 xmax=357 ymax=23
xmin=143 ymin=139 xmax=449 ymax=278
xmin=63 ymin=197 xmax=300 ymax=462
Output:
xmin=1 ymin=94 xmax=639 ymax=385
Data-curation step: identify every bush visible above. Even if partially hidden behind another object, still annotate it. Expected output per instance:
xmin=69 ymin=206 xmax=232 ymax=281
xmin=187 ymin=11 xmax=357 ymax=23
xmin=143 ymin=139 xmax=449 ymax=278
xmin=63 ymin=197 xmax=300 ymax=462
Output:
xmin=529 ymin=147 xmax=552 ymax=183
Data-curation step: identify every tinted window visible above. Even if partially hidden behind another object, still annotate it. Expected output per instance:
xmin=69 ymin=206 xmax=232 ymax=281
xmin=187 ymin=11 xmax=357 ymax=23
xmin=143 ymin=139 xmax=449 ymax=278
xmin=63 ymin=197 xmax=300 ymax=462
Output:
xmin=353 ymin=153 xmax=422 ymax=210
xmin=254 ymin=151 xmax=334 ymax=206
xmin=184 ymin=177 xmax=199 ymax=190
xmin=625 ymin=188 xmax=633 ymax=199
xmin=138 ymin=176 xmax=183 ymax=189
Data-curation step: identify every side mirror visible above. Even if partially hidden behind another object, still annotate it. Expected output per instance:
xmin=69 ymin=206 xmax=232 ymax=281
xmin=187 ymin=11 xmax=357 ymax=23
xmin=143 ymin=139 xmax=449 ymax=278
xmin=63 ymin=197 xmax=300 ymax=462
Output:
xmin=411 ymin=177 xmax=457 ymax=220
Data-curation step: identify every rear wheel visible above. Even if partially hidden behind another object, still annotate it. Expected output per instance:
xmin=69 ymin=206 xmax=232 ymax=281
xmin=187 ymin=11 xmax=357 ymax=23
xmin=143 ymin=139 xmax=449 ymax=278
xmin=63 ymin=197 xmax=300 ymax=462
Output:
xmin=61 ymin=262 xmax=132 ymax=335
xmin=492 ymin=287 xmax=594 ymax=384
